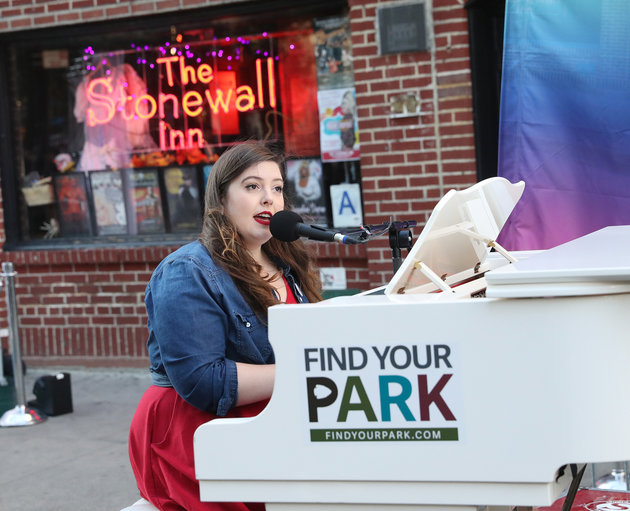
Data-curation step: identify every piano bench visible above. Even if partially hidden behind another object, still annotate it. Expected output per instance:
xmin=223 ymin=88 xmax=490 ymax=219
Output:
xmin=119 ymin=498 xmax=159 ymax=511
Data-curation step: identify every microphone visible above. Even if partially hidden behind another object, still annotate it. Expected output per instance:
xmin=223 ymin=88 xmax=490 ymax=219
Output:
xmin=270 ymin=210 xmax=357 ymax=244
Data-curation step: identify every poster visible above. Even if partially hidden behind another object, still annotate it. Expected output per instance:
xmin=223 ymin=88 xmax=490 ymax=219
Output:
xmin=126 ymin=169 xmax=165 ymax=234
xmin=318 ymin=88 xmax=360 ymax=162
xmin=286 ymin=158 xmax=326 ymax=225
xmin=313 ymin=16 xmax=354 ymax=90
xmin=54 ymin=173 xmax=92 ymax=236
xmin=89 ymin=170 xmax=127 ymax=235
xmin=164 ymin=166 xmax=202 ymax=232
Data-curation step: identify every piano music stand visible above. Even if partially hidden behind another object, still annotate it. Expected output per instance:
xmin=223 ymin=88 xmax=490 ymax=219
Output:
xmin=385 ymin=177 xmax=525 ymax=296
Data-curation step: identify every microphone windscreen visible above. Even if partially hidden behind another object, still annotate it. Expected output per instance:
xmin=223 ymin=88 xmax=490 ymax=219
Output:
xmin=270 ymin=210 xmax=303 ymax=242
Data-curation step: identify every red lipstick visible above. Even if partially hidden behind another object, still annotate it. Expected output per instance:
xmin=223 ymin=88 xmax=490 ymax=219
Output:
xmin=254 ymin=211 xmax=272 ymax=225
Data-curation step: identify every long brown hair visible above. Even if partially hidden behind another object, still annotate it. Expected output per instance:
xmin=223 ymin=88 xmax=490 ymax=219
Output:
xmin=199 ymin=141 xmax=321 ymax=319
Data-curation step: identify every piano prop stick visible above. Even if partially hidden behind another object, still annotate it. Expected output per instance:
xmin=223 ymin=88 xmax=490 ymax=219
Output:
xmin=194 ymin=177 xmax=630 ymax=511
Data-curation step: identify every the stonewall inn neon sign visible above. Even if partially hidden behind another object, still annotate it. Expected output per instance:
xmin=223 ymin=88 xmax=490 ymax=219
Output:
xmin=84 ymin=55 xmax=277 ymax=150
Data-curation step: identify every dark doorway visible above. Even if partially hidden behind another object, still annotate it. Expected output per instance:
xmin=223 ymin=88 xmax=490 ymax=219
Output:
xmin=465 ymin=0 xmax=506 ymax=181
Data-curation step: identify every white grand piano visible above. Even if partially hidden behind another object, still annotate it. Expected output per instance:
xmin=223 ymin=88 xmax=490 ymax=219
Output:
xmin=194 ymin=178 xmax=630 ymax=511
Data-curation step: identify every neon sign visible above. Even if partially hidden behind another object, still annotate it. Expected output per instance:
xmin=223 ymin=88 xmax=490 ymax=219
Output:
xmin=85 ymin=56 xmax=277 ymax=150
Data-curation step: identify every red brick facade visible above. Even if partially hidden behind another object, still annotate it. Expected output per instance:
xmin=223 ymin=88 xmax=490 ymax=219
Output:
xmin=0 ymin=0 xmax=477 ymax=367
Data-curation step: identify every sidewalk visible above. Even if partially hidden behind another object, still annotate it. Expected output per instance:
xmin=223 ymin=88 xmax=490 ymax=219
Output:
xmin=0 ymin=366 xmax=152 ymax=511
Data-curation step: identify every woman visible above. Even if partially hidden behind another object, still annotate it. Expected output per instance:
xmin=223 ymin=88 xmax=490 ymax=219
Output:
xmin=129 ymin=141 xmax=322 ymax=510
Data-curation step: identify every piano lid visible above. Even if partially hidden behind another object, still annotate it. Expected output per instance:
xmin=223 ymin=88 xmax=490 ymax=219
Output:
xmin=485 ymin=225 xmax=630 ymax=298
xmin=384 ymin=177 xmax=525 ymax=296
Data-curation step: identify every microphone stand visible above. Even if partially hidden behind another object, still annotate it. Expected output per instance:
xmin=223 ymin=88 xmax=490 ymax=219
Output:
xmin=388 ymin=221 xmax=414 ymax=275
xmin=341 ymin=218 xmax=415 ymax=274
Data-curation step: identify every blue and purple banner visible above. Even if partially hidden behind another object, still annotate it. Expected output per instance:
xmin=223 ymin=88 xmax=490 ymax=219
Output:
xmin=498 ymin=0 xmax=630 ymax=250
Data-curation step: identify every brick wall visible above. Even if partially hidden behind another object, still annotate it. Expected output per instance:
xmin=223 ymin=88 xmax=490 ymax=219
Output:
xmin=0 ymin=0 xmax=478 ymax=367
xmin=0 ymin=246 xmax=172 ymax=367
xmin=349 ymin=0 xmax=477 ymax=286
xmin=0 ymin=242 xmax=366 ymax=368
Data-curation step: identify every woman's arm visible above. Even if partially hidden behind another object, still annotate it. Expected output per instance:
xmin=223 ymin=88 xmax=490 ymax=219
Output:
xmin=149 ymin=257 xmax=240 ymax=415
xmin=235 ymin=362 xmax=276 ymax=406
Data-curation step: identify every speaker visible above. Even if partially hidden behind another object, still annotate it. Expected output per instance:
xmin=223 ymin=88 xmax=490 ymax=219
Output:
xmin=31 ymin=372 xmax=73 ymax=416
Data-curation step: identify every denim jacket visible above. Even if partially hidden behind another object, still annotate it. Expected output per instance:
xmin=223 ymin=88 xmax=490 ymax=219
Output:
xmin=145 ymin=240 xmax=307 ymax=416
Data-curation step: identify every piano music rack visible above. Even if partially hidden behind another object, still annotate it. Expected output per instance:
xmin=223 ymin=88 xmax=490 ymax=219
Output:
xmin=386 ymin=177 xmax=524 ymax=297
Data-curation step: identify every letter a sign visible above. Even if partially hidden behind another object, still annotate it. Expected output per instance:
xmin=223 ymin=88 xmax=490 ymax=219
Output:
xmin=330 ymin=183 xmax=362 ymax=227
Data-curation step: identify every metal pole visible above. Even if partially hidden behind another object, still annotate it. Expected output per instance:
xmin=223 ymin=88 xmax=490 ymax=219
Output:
xmin=0 ymin=262 xmax=46 ymax=427
xmin=4 ymin=262 xmax=27 ymax=407
xmin=0 ymin=279 xmax=6 ymax=386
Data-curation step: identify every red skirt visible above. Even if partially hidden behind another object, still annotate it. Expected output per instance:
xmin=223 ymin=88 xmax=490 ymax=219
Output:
xmin=129 ymin=385 xmax=268 ymax=511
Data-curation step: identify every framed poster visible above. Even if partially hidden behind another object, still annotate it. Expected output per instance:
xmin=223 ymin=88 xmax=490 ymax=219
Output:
xmin=125 ymin=168 xmax=165 ymax=234
xmin=318 ymin=88 xmax=360 ymax=162
xmin=164 ymin=166 xmax=202 ymax=232
xmin=286 ymin=158 xmax=326 ymax=225
xmin=89 ymin=170 xmax=127 ymax=235
xmin=54 ymin=173 xmax=92 ymax=236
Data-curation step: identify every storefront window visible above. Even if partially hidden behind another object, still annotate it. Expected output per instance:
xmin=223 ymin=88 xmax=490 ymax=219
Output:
xmin=1 ymin=2 xmax=362 ymax=247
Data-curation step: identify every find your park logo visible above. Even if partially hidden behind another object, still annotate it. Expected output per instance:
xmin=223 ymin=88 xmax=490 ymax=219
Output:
xmin=303 ymin=343 xmax=461 ymax=442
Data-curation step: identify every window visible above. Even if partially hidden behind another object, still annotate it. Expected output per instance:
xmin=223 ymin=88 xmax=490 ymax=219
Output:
xmin=0 ymin=0 xmax=362 ymax=248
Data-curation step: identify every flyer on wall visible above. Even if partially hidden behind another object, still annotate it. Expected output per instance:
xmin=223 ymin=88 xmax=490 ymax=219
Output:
xmin=286 ymin=158 xmax=326 ymax=225
xmin=89 ymin=170 xmax=128 ymax=235
xmin=126 ymin=168 xmax=165 ymax=234
xmin=318 ymin=87 xmax=360 ymax=162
